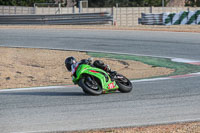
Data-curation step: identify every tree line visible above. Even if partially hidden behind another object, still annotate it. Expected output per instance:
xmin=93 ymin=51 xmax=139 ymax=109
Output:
xmin=0 ymin=0 xmax=55 ymax=6
xmin=88 ymin=0 xmax=164 ymax=7
xmin=0 ymin=0 xmax=199 ymax=7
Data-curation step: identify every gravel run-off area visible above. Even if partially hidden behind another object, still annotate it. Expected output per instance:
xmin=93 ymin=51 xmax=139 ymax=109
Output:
xmin=69 ymin=121 xmax=200 ymax=133
xmin=0 ymin=47 xmax=173 ymax=89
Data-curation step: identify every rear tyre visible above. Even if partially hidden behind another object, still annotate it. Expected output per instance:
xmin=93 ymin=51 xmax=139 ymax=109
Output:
xmin=78 ymin=75 xmax=102 ymax=96
xmin=115 ymin=74 xmax=132 ymax=93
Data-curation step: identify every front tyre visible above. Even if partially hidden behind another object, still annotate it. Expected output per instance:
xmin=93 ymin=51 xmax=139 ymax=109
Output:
xmin=78 ymin=76 xmax=102 ymax=96
xmin=115 ymin=74 xmax=132 ymax=93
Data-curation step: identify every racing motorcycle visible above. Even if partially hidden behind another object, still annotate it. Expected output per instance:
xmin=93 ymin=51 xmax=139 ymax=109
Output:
xmin=72 ymin=59 xmax=133 ymax=95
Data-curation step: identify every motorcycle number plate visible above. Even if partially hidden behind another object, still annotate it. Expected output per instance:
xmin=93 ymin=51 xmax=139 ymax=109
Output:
xmin=108 ymin=83 xmax=115 ymax=89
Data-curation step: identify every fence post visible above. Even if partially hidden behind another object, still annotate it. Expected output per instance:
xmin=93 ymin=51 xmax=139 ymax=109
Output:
xmin=73 ymin=6 xmax=75 ymax=13
xmin=162 ymin=0 xmax=165 ymax=7
xmin=28 ymin=7 xmax=30 ymax=14
xmin=58 ymin=3 xmax=61 ymax=14
xmin=150 ymin=6 xmax=153 ymax=13
xmin=126 ymin=8 xmax=128 ymax=26
xmin=3 ymin=6 xmax=5 ymax=14
xmin=22 ymin=6 xmax=23 ymax=14
xmin=138 ymin=7 xmax=140 ymax=24
xmin=43 ymin=7 xmax=44 ymax=14
xmin=120 ymin=7 xmax=122 ymax=26
xmin=34 ymin=6 xmax=37 ymax=14
xmin=79 ymin=1 xmax=82 ymax=13
xmin=112 ymin=7 xmax=114 ymax=25
xmin=132 ymin=7 xmax=134 ymax=26
xmin=116 ymin=4 xmax=118 ymax=26
xmin=8 ymin=6 xmax=10 ymax=14
xmin=48 ymin=6 xmax=50 ymax=14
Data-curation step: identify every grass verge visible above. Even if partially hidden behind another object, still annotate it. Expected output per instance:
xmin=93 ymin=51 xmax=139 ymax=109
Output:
xmin=87 ymin=52 xmax=200 ymax=79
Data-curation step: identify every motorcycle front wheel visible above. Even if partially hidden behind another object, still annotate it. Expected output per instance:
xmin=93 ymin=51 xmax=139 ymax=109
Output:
xmin=115 ymin=74 xmax=132 ymax=93
xmin=78 ymin=75 xmax=102 ymax=95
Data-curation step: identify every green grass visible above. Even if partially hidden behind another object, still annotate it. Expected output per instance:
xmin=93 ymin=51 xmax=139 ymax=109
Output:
xmin=87 ymin=52 xmax=200 ymax=79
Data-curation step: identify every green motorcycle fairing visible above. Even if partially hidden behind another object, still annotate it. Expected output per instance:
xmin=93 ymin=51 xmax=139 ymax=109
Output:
xmin=72 ymin=64 xmax=119 ymax=93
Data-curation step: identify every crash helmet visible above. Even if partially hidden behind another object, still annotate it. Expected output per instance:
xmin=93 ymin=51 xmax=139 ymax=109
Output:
xmin=65 ymin=56 xmax=77 ymax=72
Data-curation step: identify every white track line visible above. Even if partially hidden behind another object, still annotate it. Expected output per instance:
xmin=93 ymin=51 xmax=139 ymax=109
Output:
xmin=172 ymin=58 xmax=200 ymax=63
xmin=132 ymin=77 xmax=171 ymax=83
xmin=0 ymin=86 xmax=73 ymax=92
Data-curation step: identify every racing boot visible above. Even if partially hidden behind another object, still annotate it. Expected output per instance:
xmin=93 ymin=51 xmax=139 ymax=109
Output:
xmin=107 ymin=69 xmax=117 ymax=81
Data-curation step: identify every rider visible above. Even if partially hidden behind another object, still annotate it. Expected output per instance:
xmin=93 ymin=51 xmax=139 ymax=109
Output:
xmin=65 ymin=56 xmax=116 ymax=77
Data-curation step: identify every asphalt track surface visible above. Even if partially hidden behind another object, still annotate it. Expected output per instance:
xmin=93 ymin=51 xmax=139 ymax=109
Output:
xmin=0 ymin=29 xmax=200 ymax=133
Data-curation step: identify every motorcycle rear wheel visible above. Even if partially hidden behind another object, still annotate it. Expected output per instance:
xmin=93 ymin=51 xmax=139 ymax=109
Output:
xmin=78 ymin=75 xmax=102 ymax=95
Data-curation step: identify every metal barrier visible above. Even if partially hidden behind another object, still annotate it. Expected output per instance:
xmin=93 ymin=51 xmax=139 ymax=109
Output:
xmin=164 ymin=10 xmax=200 ymax=25
xmin=140 ymin=10 xmax=200 ymax=25
xmin=0 ymin=12 xmax=113 ymax=25
xmin=140 ymin=13 xmax=164 ymax=25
